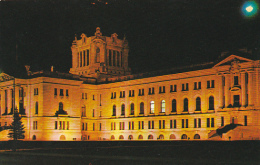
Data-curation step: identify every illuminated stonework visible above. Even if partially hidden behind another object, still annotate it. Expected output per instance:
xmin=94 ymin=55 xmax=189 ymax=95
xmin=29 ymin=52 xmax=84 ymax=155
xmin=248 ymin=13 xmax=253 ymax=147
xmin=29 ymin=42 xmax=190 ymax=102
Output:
xmin=0 ymin=29 xmax=259 ymax=141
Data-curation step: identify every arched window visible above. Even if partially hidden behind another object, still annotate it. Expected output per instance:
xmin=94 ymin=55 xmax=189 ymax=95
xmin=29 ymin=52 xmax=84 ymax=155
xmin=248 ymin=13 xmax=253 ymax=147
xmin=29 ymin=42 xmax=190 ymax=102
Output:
xmin=183 ymin=98 xmax=188 ymax=112
xmin=209 ymin=96 xmax=214 ymax=110
xmin=150 ymin=101 xmax=155 ymax=114
xmin=82 ymin=105 xmax=86 ymax=117
xmin=170 ymin=134 xmax=176 ymax=140
xmin=196 ymin=97 xmax=201 ymax=111
xmin=130 ymin=103 xmax=134 ymax=115
xmin=148 ymin=134 xmax=153 ymax=140
xmin=119 ymin=135 xmax=124 ymax=140
xmin=161 ymin=100 xmax=165 ymax=113
xmin=158 ymin=134 xmax=164 ymax=140
xmin=172 ymin=99 xmax=177 ymax=112
xmin=121 ymin=104 xmax=125 ymax=116
xmin=181 ymin=134 xmax=188 ymax=139
xmin=59 ymin=102 xmax=63 ymax=110
xmin=32 ymin=135 xmax=36 ymax=140
xmin=111 ymin=135 xmax=115 ymax=140
xmin=140 ymin=102 xmax=144 ymax=114
xmin=194 ymin=134 xmax=200 ymax=139
xmin=128 ymin=135 xmax=133 ymax=140
xmin=112 ymin=105 xmax=116 ymax=116
xmin=60 ymin=135 xmax=66 ymax=140
xmin=35 ymin=102 xmax=38 ymax=114
xmin=138 ymin=135 xmax=143 ymax=140
xmin=96 ymin=47 xmax=100 ymax=63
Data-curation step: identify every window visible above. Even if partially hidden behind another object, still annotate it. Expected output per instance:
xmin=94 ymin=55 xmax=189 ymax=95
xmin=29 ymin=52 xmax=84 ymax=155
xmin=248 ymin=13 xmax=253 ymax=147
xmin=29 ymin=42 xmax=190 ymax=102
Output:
xmin=209 ymin=96 xmax=214 ymax=110
xmin=119 ymin=122 xmax=125 ymax=130
xmin=221 ymin=116 xmax=224 ymax=126
xmin=211 ymin=118 xmax=214 ymax=127
xmin=93 ymin=95 xmax=95 ymax=100
xmin=55 ymin=121 xmax=58 ymax=129
xmin=128 ymin=121 xmax=134 ymax=130
xmin=120 ymin=91 xmax=125 ymax=98
xmin=233 ymin=95 xmax=240 ymax=107
xmin=139 ymin=89 xmax=144 ymax=96
xmin=82 ymin=123 xmax=85 ymax=130
xmin=60 ymin=89 xmax=64 ymax=96
xmin=182 ymin=83 xmax=189 ymax=91
xmin=111 ymin=92 xmax=116 ymax=99
xmin=66 ymin=90 xmax=69 ymax=96
xmin=109 ymin=50 xmax=112 ymax=66
xmin=170 ymin=85 xmax=177 ymax=92
xmin=92 ymin=109 xmax=95 ymax=117
xmin=138 ymin=121 xmax=144 ymax=129
xmin=171 ymin=99 xmax=177 ymax=112
xmin=121 ymin=104 xmax=125 ymax=116
xmin=159 ymin=86 xmax=165 ymax=93
xmin=159 ymin=120 xmax=161 ymax=129
xmin=207 ymin=80 xmax=215 ymax=88
xmin=244 ymin=116 xmax=247 ymax=126
xmin=207 ymin=118 xmax=210 ymax=127
xmin=111 ymin=122 xmax=116 ymax=130
xmin=96 ymin=47 xmax=100 ymax=63
xmin=234 ymin=76 xmax=239 ymax=85
xmin=182 ymin=119 xmax=185 ymax=128
xmin=186 ymin=119 xmax=188 ymax=128
xmin=34 ymin=88 xmax=38 ymax=95
xmin=195 ymin=97 xmax=201 ymax=111
xmin=112 ymin=105 xmax=116 ymax=116
xmin=129 ymin=90 xmax=134 ymax=97
xmin=67 ymin=121 xmax=69 ymax=130
xmin=194 ymin=119 xmax=197 ymax=128
xmin=59 ymin=102 xmax=63 ymax=110
xmin=54 ymin=88 xmax=57 ymax=96
xmin=140 ymin=102 xmax=144 ymax=114
xmin=207 ymin=118 xmax=214 ymax=127
xmin=82 ymin=93 xmax=84 ymax=99
xmin=33 ymin=121 xmax=37 ymax=130
xmin=148 ymin=87 xmax=155 ymax=95
xmin=130 ymin=103 xmax=134 ymax=115
xmin=150 ymin=101 xmax=155 ymax=114
xmin=163 ymin=120 xmax=165 ymax=129
xmin=183 ymin=98 xmax=188 ymax=112
xmin=35 ymin=102 xmax=38 ymax=114
xmin=93 ymin=123 xmax=95 ymax=131
xmin=161 ymin=100 xmax=166 ymax=113
xmin=194 ymin=82 xmax=201 ymax=90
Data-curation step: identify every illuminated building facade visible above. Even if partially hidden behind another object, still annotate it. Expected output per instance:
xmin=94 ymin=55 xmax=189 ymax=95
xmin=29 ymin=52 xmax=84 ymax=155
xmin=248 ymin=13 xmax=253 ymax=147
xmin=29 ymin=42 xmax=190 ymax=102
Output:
xmin=0 ymin=28 xmax=259 ymax=141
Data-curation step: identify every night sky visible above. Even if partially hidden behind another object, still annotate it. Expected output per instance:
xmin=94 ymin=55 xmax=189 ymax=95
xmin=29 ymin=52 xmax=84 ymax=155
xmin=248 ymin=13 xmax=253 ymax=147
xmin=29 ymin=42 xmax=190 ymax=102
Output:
xmin=0 ymin=0 xmax=260 ymax=76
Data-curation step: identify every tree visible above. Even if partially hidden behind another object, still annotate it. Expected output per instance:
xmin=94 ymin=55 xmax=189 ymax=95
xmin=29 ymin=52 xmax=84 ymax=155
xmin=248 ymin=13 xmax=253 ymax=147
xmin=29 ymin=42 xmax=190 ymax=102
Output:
xmin=8 ymin=108 xmax=25 ymax=141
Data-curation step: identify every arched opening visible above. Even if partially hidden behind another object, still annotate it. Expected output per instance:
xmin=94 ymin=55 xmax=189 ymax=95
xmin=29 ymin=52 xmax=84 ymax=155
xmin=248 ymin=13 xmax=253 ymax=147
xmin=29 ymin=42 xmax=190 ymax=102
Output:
xmin=138 ymin=135 xmax=143 ymax=140
xmin=119 ymin=135 xmax=124 ymax=140
xmin=32 ymin=135 xmax=36 ymax=140
xmin=158 ymin=134 xmax=164 ymax=140
xmin=171 ymin=99 xmax=177 ymax=112
xmin=111 ymin=135 xmax=115 ymax=140
xmin=209 ymin=96 xmax=214 ymax=110
xmin=112 ymin=105 xmax=116 ymax=116
xmin=161 ymin=100 xmax=166 ymax=113
xmin=60 ymin=135 xmax=66 ymax=140
xmin=130 ymin=103 xmax=134 ymax=115
xmin=82 ymin=136 xmax=88 ymax=141
xmin=148 ymin=134 xmax=153 ymax=140
xmin=183 ymin=98 xmax=188 ymax=112
xmin=150 ymin=101 xmax=155 ymax=114
xmin=194 ymin=134 xmax=200 ymax=139
xmin=170 ymin=134 xmax=176 ymax=140
xmin=121 ymin=104 xmax=125 ymax=116
xmin=128 ymin=135 xmax=133 ymax=140
xmin=196 ymin=97 xmax=201 ymax=111
xmin=140 ymin=102 xmax=144 ymax=114
xmin=181 ymin=134 xmax=188 ymax=140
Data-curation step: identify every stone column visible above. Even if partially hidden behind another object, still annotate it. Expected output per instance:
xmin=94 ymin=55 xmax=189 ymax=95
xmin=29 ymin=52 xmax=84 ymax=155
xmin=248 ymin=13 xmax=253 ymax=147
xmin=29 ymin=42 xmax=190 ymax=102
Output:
xmin=218 ymin=74 xmax=224 ymax=108
xmin=224 ymin=73 xmax=230 ymax=107
xmin=241 ymin=72 xmax=247 ymax=107
xmin=248 ymin=71 xmax=254 ymax=106
xmin=8 ymin=89 xmax=12 ymax=113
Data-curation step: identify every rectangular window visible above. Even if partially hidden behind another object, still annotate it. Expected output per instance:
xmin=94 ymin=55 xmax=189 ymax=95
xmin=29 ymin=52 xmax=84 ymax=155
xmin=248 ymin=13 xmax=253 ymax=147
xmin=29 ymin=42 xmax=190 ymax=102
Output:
xmin=170 ymin=120 xmax=173 ymax=129
xmin=152 ymin=87 xmax=154 ymax=94
xmin=194 ymin=119 xmax=197 ymax=128
xmin=34 ymin=88 xmax=38 ymax=95
xmin=55 ymin=121 xmax=57 ymax=129
xmin=194 ymin=82 xmax=197 ymax=90
xmin=163 ymin=120 xmax=165 ymax=129
xmin=198 ymin=118 xmax=201 ymax=128
xmin=114 ymin=92 xmax=116 ymax=98
xmin=198 ymin=82 xmax=201 ymax=89
xmin=142 ymin=121 xmax=144 ymax=129
xmin=59 ymin=121 xmax=62 ymax=130
xmin=132 ymin=121 xmax=134 ymax=130
xmin=233 ymin=95 xmax=240 ymax=107
xmin=129 ymin=90 xmax=131 ymax=97
xmin=148 ymin=121 xmax=151 ymax=129
xmin=170 ymin=85 xmax=173 ymax=92
xmin=244 ymin=116 xmax=247 ymax=126
xmin=128 ymin=122 xmax=131 ymax=130
xmin=182 ymin=84 xmax=185 ymax=91
xmin=174 ymin=120 xmax=177 ymax=128
xmin=99 ymin=123 xmax=102 ymax=131
xmin=85 ymin=123 xmax=87 ymax=131
xmin=66 ymin=90 xmax=69 ymax=96
xmin=67 ymin=121 xmax=69 ymax=130
xmin=207 ymin=81 xmax=210 ymax=88
xmin=152 ymin=121 xmax=154 ymax=129
xmin=186 ymin=83 xmax=189 ymax=91
xmin=186 ymin=119 xmax=188 ymax=128
xmin=33 ymin=121 xmax=37 ymax=130
xmin=211 ymin=118 xmax=214 ymax=127
xmin=207 ymin=118 xmax=210 ymax=128
xmin=159 ymin=120 xmax=161 ymax=129
xmin=221 ymin=116 xmax=224 ymax=126
xmin=234 ymin=76 xmax=239 ymax=85
xmin=60 ymin=89 xmax=63 ymax=96
xmin=211 ymin=80 xmax=215 ymax=88
xmin=92 ymin=109 xmax=95 ymax=117
xmin=82 ymin=93 xmax=84 ymax=99
xmin=93 ymin=95 xmax=95 ymax=100
xmin=93 ymin=123 xmax=95 ymax=131
xmin=54 ymin=88 xmax=57 ymax=96
xmin=182 ymin=119 xmax=185 ymax=128
xmin=85 ymin=93 xmax=87 ymax=99
xmin=82 ymin=123 xmax=85 ymax=130
xmin=174 ymin=85 xmax=177 ymax=92
xmin=138 ymin=121 xmax=141 ymax=129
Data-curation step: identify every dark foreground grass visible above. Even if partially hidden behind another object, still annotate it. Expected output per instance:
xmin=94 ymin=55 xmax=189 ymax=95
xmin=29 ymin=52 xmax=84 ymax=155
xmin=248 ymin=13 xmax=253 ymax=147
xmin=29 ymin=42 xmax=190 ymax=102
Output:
xmin=0 ymin=141 xmax=259 ymax=165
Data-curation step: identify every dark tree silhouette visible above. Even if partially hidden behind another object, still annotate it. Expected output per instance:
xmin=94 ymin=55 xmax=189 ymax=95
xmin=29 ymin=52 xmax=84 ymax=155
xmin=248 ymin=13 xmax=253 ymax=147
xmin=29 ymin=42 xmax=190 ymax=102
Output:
xmin=8 ymin=109 xmax=25 ymax=141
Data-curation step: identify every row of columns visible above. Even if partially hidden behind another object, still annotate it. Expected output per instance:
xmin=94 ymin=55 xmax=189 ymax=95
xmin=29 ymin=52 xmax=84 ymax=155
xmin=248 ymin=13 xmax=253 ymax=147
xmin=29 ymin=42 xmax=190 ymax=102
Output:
xmin=77 ymin=49 xmax=90 ymax=67
xmin=218 ymin=71 xmax=254 ymax=108
xmin=107 ymin=49 xmax=123 ymax=67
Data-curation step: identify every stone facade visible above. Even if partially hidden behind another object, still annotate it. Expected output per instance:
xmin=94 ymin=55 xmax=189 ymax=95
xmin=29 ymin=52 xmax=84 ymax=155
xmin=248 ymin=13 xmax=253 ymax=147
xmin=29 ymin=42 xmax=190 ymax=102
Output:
xmin=0 ymin=28 xmax=259 ymax=141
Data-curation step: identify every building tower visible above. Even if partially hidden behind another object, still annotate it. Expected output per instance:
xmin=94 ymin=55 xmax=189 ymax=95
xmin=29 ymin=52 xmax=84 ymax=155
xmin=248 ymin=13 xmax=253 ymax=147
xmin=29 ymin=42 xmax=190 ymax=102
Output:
xmin=69 ymin=27 xmax=131 ymax=79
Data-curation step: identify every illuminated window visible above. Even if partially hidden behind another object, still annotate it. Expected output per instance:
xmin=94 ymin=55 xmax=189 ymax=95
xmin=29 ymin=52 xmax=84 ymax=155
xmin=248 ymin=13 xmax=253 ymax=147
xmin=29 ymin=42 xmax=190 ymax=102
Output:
xmin=35 ymin=102 xmax=38 ymax=114
xmin=161 ymin=100 xmax=165 ymax=113
xmin=121 ymin=104 xmax=125 ymax=116
xmin=209 ymin=96 xmax=214 ymax=110
xmin=112 ymin=105 xmax=116 ymax=116
xmin=150 ymin=101 xmax=155 ymax=114
xmin=140 ymin=102 xmax=144 ymax=114
xmin=130 ymin=103 xmax=134 ymax=115
xmin=171 ymin=99 xmax=177 ymax=112
xmin=183 ymin=98 xmax=188 ymax=112
xmin=195 ymin=97 xmax=201 ymax=111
